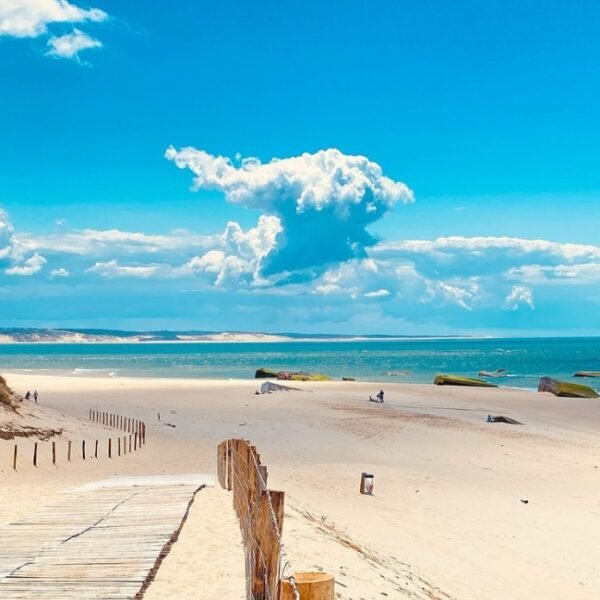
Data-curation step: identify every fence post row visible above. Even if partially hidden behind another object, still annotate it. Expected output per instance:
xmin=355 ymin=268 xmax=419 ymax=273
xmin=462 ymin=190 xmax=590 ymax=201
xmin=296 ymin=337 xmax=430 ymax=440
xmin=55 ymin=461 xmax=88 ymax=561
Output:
xmin=9 ymin=411 xmax=146 ymax=471
xmin=217 ymin=438 xmax=333 ymax=600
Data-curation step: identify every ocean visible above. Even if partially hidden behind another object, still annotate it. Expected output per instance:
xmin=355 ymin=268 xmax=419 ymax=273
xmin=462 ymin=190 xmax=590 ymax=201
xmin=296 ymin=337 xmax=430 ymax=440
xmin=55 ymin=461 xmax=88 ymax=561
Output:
xmin=0 ymin=337 xmax=599 ymax=391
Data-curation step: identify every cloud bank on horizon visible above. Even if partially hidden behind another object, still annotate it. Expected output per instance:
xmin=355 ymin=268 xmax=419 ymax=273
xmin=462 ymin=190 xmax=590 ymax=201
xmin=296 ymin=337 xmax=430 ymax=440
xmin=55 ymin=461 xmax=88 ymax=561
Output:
xmin=0 ymin=0 xmax=107 ymax=61
xmin=0 ymin=195 xmax=600 ymax=333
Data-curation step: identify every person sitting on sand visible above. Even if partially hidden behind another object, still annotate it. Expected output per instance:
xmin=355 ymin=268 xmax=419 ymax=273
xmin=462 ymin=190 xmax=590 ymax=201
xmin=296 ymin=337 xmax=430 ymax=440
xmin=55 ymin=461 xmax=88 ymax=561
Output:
xmin=376 ymin=389 xmax=384 ymax=403
xmin=24 ymin=390 xmax=31 ymax=401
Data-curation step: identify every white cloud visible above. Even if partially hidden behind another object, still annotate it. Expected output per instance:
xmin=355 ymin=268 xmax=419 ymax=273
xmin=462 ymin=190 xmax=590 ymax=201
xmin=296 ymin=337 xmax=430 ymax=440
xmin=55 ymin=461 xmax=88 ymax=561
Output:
xmin=46 ymin=28 xmax=101 ymax=60
xmin=0 ymin=210 xmax=15 ymax=263
xmin=185 ymin=216 xmax=281 ymax=287
xmin=380 ymin=236 xmax=600 ymax=259
xmin=377 ymin=236 xmax=600 ymax=265
xmin=5 ymin=252 xmax=46 ymax=276
xmin=50 ymin=267 xmax=70 ymax=278
xmin=17 ymin=228 xmax=214 ymax=256
xmin=508 ymin=262 xmax=600 ymax=285
xmin=423 ymin=279 xmax=481 ymax=310
xmin=505 ymin=285 xmax=535 ymax=310
xmin=364 ymin=288 xmax=391 ymax=298
xmin=86 ymin=260 xmax=162 ymax=279
xmin=0 ymin=0 xmax=106 ymax=38
xmin=166 ymin=147 xmax=412 ymax=276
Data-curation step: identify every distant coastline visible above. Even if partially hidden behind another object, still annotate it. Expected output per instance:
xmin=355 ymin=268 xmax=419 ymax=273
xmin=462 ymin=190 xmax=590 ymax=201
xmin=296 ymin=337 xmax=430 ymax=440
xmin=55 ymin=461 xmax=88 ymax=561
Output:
xmin=0 ymin=328 xmax=483 ymax=344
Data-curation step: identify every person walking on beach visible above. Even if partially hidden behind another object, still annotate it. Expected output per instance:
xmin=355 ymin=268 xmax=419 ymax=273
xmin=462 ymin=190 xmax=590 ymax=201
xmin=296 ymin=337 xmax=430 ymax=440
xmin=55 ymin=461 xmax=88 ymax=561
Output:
xmin=33 ymin=390 xmax=38 ymax=403
xmin=376 ymin=389 xmax=384 ymax=403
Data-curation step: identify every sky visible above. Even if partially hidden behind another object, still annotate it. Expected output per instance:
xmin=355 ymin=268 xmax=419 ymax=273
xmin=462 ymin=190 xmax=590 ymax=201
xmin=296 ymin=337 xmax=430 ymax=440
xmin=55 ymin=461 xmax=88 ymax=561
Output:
xmin=0 ymin=0 xmax=599 ymax=335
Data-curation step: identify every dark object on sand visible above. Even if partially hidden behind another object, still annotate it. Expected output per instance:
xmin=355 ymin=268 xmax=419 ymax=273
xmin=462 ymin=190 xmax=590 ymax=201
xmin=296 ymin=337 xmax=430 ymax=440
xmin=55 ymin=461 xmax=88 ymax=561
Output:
xmin=260 ymin=381 xmax=300 ymax=394
xmin=360 ymin=472 xmax=374 ymax=495
xmin=520 ymin=499 xmax=529 ymax=504
xmin=342 ymin=377 xmax=355 ymax=381
xmin=434 ymin=374 xmax=497 ymax=388
xmin=255 ymin=368 xmax=278 ymax=378
xmin=574 ymin=371 xmax=600 ymax=378
xmin=368 ymin=390 xmax=384 ymax=403
xmin=486 ymin=415 xmax=523 ymax=425
xmin=537 ymin=376 xmax=599 ymax=398
xmin=479 ymin=369 xmax=508 ymax=378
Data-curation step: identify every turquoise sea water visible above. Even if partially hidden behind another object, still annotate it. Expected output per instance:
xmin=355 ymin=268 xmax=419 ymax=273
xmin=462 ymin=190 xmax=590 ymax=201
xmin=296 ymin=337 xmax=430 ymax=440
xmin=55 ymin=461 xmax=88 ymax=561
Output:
xmin=0 ymin=338 xmax=599 ymax=391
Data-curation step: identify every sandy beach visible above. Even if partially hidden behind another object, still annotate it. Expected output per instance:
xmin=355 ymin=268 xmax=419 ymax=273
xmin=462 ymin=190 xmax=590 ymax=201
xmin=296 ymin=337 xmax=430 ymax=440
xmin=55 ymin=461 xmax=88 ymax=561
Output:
xmin=1 ymin=373 xmax=599 ymax=599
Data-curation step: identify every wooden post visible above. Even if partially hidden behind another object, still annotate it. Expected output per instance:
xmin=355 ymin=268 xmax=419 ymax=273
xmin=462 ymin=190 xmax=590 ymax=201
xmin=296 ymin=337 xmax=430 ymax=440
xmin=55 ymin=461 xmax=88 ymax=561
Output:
xmin=108 ymin=438 xmax=112 ymax=459
xmin=52 ymin=441 xmax=56 ymax=465
xmin=118 ymin=437 xmax=121 ymax=456
xmin=134 ymin=432 xmax=137 ymax=451
xmin=95 ymin=440 xmax=99 ymax=459
xmin=279 ymin=572 xmax=335 ymax=600
xmin=68 ymin=440 xmax=72 ymax=462
xmin=82 ymin=440 xmax=86 ymax=460
xmin=129 ymin=435 xmax=132 ymax=453
xmin=123 ymin=435 xmax=127 ymax=455
xmin=13 ymin=444 xmax=17 ymax=471
xmin=251 ymin=489 xmax=284 ymax=597
xmin=33 ymin=443 xmax=38 ymax=467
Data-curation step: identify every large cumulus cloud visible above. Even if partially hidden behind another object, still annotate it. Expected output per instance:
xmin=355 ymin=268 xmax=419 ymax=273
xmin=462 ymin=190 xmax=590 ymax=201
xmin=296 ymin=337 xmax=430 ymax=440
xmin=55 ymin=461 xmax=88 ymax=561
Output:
xmin=165 ymin=147 xmax=413 ymax=278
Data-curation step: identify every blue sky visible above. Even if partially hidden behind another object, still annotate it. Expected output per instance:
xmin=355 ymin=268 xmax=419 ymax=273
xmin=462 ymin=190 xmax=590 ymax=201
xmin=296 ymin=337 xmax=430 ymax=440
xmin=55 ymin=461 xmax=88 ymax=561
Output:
xmin=0 ymin=1 xmax=599 ymax=335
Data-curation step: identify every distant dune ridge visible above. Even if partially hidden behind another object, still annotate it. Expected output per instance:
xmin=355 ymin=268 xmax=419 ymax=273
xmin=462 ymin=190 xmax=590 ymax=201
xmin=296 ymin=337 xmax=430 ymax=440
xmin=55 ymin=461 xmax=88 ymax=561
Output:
xmin=0 ymin=328 xmax=466 ymax=344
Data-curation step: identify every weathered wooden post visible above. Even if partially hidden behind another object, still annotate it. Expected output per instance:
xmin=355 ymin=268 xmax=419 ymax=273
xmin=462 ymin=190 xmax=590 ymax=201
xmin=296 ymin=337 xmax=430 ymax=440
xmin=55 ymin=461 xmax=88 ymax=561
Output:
xmin=95 ymin=440 xmax=99 ymax=459
xmin=129 ymin=435 xmax=132 ymax=453
xmin=82 ymin=440 xmax=86 ymax=460
xmin=108 ymin=438 xmax=112 ymax=458
xmin=68 ymin=440 xmax=72 ymax=462
xmin=13 ymin=444 xmax=17 ymax=470
xmin=52 ymin=441 xmax=56 ymax=465
xmin=279 ymin=573 xmax=335 ymax=600
xmin=33 ymin=442 xmax=38 ymax=467
xmin=123 ymin=435 xmax=127 ymax=455
xmin=118 ymin=437 xmax=121 ymax=456
xmin=134 ymin=432 xmax=137 ymax=451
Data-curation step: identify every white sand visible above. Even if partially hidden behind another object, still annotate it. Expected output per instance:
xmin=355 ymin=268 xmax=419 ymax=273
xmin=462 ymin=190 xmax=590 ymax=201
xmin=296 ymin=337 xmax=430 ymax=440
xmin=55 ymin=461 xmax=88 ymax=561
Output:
xmin=1 ymin=373 xmax=599 ymax=599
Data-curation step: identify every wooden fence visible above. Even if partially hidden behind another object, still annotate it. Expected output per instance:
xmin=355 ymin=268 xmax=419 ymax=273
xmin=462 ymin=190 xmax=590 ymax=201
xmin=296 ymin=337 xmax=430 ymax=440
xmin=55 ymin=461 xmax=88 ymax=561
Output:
xmin=7 ymin=411 xmax=146 ymax=471
xmin=217 ymin=439 xmax=334 ymax=600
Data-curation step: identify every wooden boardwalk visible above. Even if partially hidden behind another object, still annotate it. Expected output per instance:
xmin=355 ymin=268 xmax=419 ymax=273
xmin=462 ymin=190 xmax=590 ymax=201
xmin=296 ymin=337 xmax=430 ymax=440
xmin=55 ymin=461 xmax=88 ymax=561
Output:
xmin=0 ymin=477 xmax=207 ymax=599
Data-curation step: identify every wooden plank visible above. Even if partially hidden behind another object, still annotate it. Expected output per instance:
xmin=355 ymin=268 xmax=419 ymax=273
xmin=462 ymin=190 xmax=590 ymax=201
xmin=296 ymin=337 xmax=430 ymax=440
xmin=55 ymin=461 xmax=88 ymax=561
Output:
xmin=0 ymin=481 xmax=204 ymax=598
